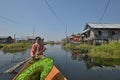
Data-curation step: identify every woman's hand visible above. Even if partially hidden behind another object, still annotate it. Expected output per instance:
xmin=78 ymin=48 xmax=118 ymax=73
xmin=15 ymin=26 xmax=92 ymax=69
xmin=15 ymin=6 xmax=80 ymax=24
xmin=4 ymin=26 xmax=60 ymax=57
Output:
xmin=43 ymin=47 xmax=46 ymax=52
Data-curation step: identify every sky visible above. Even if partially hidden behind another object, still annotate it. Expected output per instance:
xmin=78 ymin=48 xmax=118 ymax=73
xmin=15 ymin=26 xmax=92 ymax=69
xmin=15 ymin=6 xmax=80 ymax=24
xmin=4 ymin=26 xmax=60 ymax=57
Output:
xmin=0 ymin=0 xmax=120 ymax=41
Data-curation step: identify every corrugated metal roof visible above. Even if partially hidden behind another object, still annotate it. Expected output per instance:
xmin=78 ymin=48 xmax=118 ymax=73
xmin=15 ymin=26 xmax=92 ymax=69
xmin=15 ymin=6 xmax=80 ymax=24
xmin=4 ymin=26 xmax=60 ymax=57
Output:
xmin=81 ymin=28 xmax=90 ymax=34
xmin=0 ymin=36 xmax=11 ymax=38
xmin=87 ymin=23 xmax=120 ymax=29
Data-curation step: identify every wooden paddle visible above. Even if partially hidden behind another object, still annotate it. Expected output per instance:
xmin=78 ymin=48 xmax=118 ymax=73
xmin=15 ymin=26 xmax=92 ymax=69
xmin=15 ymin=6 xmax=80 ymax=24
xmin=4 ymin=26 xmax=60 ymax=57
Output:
xmin=1 ymin=58 xmax=30 ymax=74
xmin=1 ymin=55 xmax=45 ymax=74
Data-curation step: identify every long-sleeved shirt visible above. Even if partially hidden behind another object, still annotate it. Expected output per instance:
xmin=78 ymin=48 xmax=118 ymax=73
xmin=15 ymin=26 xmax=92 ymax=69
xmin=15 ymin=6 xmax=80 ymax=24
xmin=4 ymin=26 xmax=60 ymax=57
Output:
xmin=30 ymin=43 xmax=44 ymax=57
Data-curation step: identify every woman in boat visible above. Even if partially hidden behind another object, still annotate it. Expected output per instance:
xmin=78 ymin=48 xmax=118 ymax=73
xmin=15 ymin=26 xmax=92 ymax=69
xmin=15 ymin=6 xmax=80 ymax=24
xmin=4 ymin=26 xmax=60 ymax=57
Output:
xmin=30 ymin=36 xmax=46 ymax=59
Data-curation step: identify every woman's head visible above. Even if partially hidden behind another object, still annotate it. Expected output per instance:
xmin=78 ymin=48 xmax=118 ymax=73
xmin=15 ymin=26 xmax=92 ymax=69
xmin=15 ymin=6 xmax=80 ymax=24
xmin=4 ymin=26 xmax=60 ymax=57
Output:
xmin=36 ymin=37 xmax=41 ymax=43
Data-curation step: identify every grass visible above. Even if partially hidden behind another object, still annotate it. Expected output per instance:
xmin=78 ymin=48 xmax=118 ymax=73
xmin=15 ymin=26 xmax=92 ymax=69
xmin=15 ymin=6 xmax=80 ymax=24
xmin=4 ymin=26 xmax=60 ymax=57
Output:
xmin=89 ymin=40 xmax=120 ymax=59
xmin=65 ymin=43 xmax=75 ymax=51
xmin=92 ymin=57 xmax=120 ymax=66
xmin=0 ymin=44 xmax=4 ymax=48
xmin=65 ymin=43 xmax=93 ymax=53
xmin=1 ymin=42 xmax=32 ymax=53
xmin=64 ymin=40 xmax=120 ymax=59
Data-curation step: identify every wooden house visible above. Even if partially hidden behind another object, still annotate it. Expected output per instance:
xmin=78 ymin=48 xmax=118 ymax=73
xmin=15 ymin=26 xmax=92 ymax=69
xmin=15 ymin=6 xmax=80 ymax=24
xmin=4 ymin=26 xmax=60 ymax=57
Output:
xmin=25 ymin=36 xmax=35 ymax=43
xmin=0 ymin=36 xmax=13 ymax=43
xmin=70 ymin=34 xmax=80 ymax=42
xmin=81 ymin=23 xmax=120 ymax=44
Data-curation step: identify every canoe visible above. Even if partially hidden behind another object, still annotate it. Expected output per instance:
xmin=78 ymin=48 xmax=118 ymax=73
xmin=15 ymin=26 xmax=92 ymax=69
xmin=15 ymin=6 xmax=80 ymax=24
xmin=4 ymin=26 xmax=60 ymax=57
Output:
xmin=13 ymin=56 xmax=67 ymax=80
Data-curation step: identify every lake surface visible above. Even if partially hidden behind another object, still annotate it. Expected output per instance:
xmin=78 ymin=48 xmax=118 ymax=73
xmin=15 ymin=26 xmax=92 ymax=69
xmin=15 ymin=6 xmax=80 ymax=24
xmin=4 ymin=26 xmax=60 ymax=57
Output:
xmin=0 ymin=44 xmax=120 ymax=80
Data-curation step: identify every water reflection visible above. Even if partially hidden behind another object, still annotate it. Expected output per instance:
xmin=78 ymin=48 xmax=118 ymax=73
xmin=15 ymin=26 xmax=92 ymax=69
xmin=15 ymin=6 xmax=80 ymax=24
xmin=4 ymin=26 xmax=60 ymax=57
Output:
xmin=70 ymin=51 xmax=120 ymax=70
xmin=2 ymin=50 xmax=27 ymax=63
xmin=2 ymin=49 xmax=27 ymax=54
xmin=0 ymin=49 xmax=30 ymax=73
xmin=70 ymin=51 xmax=93 ymax=69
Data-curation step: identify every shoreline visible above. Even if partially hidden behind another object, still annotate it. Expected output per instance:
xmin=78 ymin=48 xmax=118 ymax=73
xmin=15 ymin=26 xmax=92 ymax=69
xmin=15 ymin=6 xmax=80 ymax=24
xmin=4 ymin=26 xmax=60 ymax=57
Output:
xmin=64 ymin=40 xmax=120 ymax=59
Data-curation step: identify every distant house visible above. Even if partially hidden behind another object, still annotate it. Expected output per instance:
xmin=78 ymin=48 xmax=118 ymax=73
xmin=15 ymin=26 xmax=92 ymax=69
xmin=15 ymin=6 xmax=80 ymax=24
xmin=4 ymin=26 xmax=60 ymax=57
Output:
xmin=81 ymin=23 xmax=120 ymax=44
xmin=25 ymin=36 xmax=35 ymax=43
xmin=67 ymin=34 xmax=82 ymax=44
xmin=0 ymin=36 xmax=13 ymax=43
xmin=15 ymin=38 xmax=26 ymax=43
xmin=69 ymin=34 xmax=81 ymax=42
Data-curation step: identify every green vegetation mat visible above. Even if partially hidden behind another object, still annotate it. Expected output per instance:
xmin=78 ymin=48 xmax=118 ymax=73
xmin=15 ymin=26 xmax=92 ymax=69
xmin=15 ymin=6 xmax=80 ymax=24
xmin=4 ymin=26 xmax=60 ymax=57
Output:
xmin=16 ymin=57 xmax=54 ymax=80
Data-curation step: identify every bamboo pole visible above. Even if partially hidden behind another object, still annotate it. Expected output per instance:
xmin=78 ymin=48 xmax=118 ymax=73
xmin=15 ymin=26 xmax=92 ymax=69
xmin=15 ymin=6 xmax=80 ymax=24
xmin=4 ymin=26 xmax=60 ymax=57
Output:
xmin=2 ymin=58 xmax=30 ymax=74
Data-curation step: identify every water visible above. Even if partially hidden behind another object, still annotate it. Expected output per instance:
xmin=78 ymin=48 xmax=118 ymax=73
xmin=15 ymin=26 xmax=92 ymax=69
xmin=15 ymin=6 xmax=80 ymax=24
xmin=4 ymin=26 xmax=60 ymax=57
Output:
xmin=0 ymin=44 xmax=120 ymax=80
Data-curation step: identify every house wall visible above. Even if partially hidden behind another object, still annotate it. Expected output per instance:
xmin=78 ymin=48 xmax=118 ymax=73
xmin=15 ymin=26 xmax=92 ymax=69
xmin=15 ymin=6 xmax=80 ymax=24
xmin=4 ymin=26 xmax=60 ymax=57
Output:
xmin=110 ymin=30 xmax=120 ymax=40
xmin=89 ymin=29 xmax=120 ymax=40
xmin=89 ymin=30 xmax=95 ymax=39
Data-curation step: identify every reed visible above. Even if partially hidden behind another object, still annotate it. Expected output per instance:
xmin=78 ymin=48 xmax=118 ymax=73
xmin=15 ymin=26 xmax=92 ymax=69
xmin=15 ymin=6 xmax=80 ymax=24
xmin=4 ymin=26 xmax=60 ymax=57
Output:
xmin=1 ymin=42 xmax=32 ymax=53
xmin=65 ymin=43 xmax=75 ymax=51
xmin=64 ymin=40 xmax=120 ymax=59
xmin=92 ymin=57 xmax=120 ymax=66
xmin=65 ymin=43 xmax=93 ymax=53
xmin=89 ymin=40 xmax=120 ymax=59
